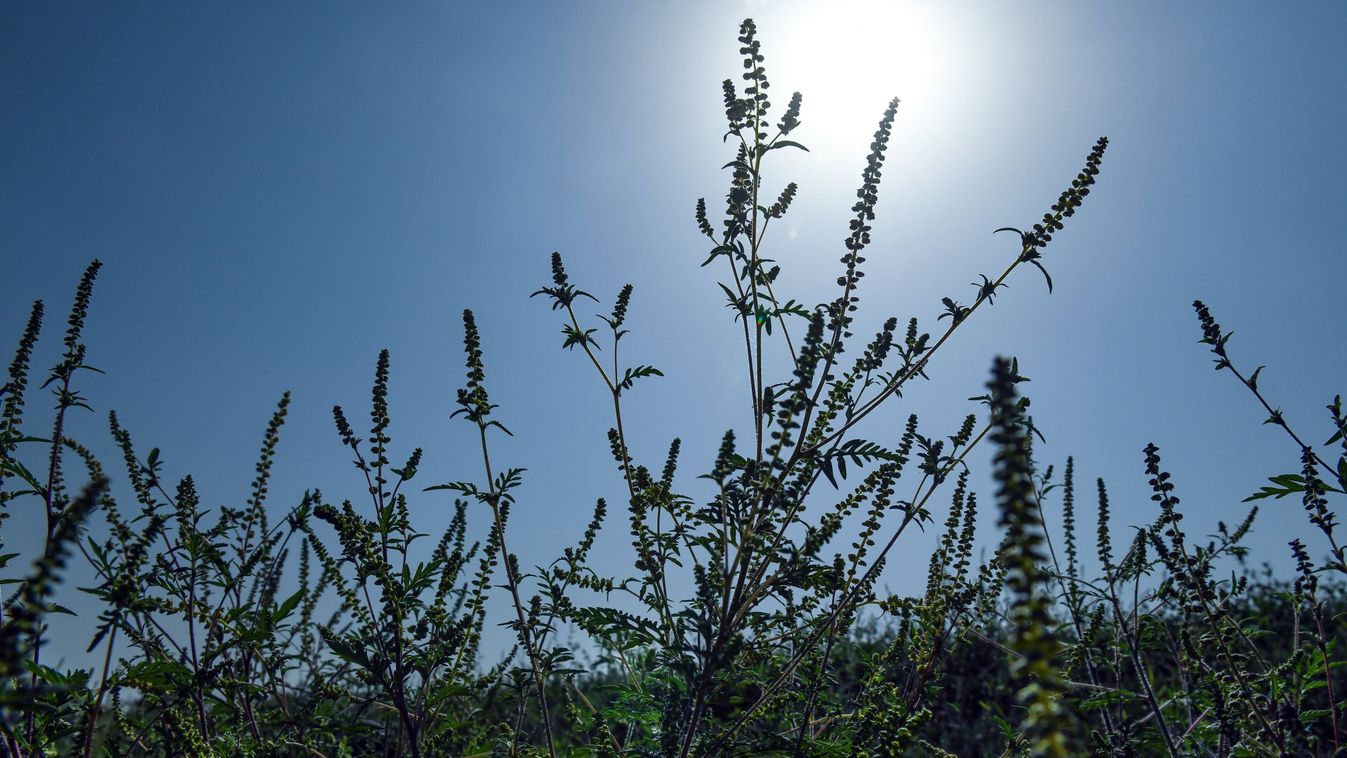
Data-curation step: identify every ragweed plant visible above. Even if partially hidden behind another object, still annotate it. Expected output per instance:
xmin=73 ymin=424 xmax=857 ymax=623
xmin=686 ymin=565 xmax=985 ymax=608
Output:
xmin=3 ymin=16 xmax=1344 ymax=758
xmin=309 ymin=343 xmax=497 ymax=757
xmin=526 ymin=18 xmax=1109 ymax=756
xmin=0 ymin=260 xmax=107 ymax=754
xmin=1194 ymin=300 xmax=1346 ymax=576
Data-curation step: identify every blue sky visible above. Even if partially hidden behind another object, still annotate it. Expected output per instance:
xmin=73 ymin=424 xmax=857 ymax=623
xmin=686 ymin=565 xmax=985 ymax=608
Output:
xmin=3 ymin=1 xmax=1344 ymax=668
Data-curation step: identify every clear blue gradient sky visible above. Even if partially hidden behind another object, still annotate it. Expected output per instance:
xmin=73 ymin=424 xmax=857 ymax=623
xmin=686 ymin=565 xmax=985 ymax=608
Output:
xmin=3 ymin=2 xmax=1344 ymax=668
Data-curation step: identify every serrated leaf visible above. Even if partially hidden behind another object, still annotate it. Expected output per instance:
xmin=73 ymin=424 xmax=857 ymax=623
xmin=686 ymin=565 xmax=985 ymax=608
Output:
xmin=1243 ymin=473 xmax=1307 ymax=501
xmin=272 ymin=589 xmax=304 ymax=624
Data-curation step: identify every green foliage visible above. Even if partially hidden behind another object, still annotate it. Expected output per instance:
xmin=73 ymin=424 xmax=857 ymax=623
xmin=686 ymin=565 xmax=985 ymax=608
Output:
xmin=1 ymin=18 xmax=1343 ymax=758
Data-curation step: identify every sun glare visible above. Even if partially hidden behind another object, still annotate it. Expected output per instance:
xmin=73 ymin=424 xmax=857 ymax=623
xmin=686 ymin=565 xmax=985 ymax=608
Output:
xmin=772 ymin=2 xmax=961 ymax=155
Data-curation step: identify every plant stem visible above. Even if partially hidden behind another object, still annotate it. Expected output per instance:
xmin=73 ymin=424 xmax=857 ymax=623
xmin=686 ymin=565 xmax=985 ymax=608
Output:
xmin=476 ymin=423 xmax=556 ymax=757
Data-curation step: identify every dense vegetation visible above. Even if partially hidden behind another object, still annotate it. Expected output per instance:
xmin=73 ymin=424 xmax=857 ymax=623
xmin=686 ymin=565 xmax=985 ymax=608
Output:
xmin=2 ymin=19 xmax=1344 ymax=757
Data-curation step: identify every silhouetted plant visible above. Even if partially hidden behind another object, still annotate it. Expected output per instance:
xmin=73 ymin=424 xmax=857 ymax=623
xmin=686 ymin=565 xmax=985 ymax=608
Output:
xmin=1195 ymin=299 xmax=1346 ymax=576
xmin=3 ymin=16 xmax=1344 ymax=758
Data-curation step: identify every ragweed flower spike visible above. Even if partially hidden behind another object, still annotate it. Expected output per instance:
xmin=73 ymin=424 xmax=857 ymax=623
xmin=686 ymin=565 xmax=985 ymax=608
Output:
xmin=1300 ymin=446 xmax=1339 ymax=538
xmin=62 ymin=259 xmax=103 ymax=358
xmin=369 ymin=350 xmax=391 ymax=470
xmin=828 ymin=97 xmax=900 ymax=339
xmin=1192 ymin=299 xmax=1234 ymax=369
xmin=778 ymin=91 xmax=802 ymax=135
xmin=453 ymin=309 xmax=510 ymax=435
xmin=722 ymin=78 xmax=746 ymax=135
xmin=766 ymin=182 xmax=798 ymax=220
xmin=332 ymin=404 xmax=357 ymax=447
xmin=996 ymin=137 xmax=1109 ymax=292
xmin=1 ymin=300 xmax=44 ymax=452
xmin=1095 ymin=478 xmax=1114 ymax=575
xmin=531 ymin=251 xmax=596 ymax=311
xmin=737 ymin=18 xmax=771 ymax=131
xmin=695 ymin=198 xmax=716 ymax=239
xmin=607 ymin=284 xmax=634 ymax=332
xmin=988 ymin=356 xmax=1080 ymax=757
xmin=1290 ymin=538 xmax=1317 ymax=595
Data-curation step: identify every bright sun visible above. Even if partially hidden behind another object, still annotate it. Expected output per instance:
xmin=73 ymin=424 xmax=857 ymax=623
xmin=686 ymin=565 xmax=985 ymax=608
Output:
xmin=770 ymin=2 xmax=961 ymax=154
